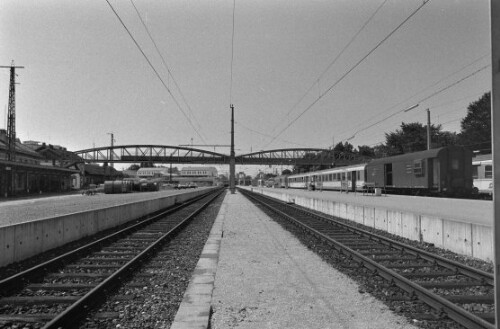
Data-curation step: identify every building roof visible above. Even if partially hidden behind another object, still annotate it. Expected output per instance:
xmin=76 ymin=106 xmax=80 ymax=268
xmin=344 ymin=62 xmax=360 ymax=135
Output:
xmin=83 ymin=164 xmax=120 ymax=176
xmin=35 ymin=143 xmax=83 ymax=163
xmin=472 ymin=153 xmax=491 ymax=162
xmin=0 ymin=130 xmax=42 ymax=159
xmin=181 ymin=166 xmax=217 ymax=171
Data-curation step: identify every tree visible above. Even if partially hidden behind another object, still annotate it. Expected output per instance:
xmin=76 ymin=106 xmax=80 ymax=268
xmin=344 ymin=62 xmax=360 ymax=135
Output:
xmin=458 ymin=92 xmax=491 ymax=152
xmin=357 ymin=145 xmax=375 ymax=157
xmin=384 ymin=122 xmax=456 ymax=155
xmin=127 ymin=164 xmax=140 ymax=171
xmin=333 ymin=141 xmax=354 ymax=154
xmin=281 ymin=169 xmax=292 ymax=175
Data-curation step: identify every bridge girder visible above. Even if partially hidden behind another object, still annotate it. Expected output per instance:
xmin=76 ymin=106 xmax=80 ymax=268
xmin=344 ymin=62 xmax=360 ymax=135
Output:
xmin=74 ymin=145 xmax=368 ymax=166
xmin=74 ymin=145 xmax=227 ymax=165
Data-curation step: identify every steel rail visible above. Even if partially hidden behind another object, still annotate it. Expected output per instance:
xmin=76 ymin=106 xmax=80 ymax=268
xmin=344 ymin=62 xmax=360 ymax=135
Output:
xmin=0 ymin=188 xmax=221 ymax=296
xmin=42 ymin=188 xmax=224 ymax=329
xmin=282 ymin=200 xmax=494 ymax=286
xmin=241 ymin=189 xmax=495 ymax=329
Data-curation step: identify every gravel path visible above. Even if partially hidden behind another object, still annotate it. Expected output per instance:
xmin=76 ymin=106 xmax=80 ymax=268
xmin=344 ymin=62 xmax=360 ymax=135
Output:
xmin=211 ymin=192 xmax=418 ymax=329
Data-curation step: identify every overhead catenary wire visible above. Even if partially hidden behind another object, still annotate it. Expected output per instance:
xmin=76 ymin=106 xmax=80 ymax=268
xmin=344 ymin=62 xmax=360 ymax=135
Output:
xmin=280 ymin=0 xmax=389 ymax=122
xmin=236 ymin=121 xmax=309 ymax=148
xmin=342 ymin=64 xmax=489 ymax=143
xmin=335 ymin=53 xmax=490 ymax=140
xmin=262 ymin=0 xmax=431 ymax=150
xmin=130 ymin=0 xmax=205 ymax=140
xmin=105 ymin=0 xmax=206 ymax=144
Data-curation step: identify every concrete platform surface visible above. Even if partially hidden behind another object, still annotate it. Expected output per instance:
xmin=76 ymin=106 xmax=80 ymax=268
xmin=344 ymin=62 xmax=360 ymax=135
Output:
xmin=249 ymin=187 xmax=493 ymax=226
xmin=0 ymin=188 xmax=210 ymax=227
xmin=209 ymin=191 xmax=418 ymax=329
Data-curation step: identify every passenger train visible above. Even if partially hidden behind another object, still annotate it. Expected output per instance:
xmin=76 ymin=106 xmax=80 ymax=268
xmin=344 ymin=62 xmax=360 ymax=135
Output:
xmin=276 ymin=146 xmax=475 ymax=197
xmin=472 ymin=154 xmax=493 ymax=197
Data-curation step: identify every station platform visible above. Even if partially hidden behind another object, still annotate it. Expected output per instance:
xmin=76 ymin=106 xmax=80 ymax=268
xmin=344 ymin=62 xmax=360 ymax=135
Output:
xmin=248 ymin=187 xmax=493 ymax=226
xmin=172 ymin=190 xmax=418 ymax=329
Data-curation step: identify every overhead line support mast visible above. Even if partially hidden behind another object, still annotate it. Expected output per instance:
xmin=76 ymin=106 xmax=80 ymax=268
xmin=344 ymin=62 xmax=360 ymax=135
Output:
xmin=0 ymin=62 xmax=24 ymax=162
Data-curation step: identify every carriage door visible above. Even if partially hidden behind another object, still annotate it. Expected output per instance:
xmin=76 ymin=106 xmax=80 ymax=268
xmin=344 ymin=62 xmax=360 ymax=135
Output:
xmin=351 ymin=171 xmax=356 ymax=192
xmin=432 ymin=158 xmax=440 ymax=190
xmin=384 ymin=164 xmax=393 ymax=186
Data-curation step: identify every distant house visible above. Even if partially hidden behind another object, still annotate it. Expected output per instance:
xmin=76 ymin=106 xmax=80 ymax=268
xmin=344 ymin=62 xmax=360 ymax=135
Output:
xmin=180 ymin=167 xmax=218 ymax=177
xmin=137 ymin=167 xmax=170 ymax=178
xmin=80 ymin=164 xmax=122 ymax=187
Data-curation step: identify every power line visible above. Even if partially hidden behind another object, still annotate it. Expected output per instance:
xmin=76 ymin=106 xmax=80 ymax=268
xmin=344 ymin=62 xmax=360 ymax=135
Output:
xmin=417 ymin=64 xmax=489 ymax=104
xmin=262 ymin=0 xmax=431 ymax=150
xmin=130 ymin=0 xmax=205 ymax=140
xmin=236 ymin=121 xmax=309 ymax=148
xmin=104 ymin=0 xmax=206 ymax=143
xmin=336 ymin=53 xmax=489 ymax=140
xmin=281 ymin=0 xmax=389 ymax=123
xmin=338 ymin=63 xmax=489 ymax=144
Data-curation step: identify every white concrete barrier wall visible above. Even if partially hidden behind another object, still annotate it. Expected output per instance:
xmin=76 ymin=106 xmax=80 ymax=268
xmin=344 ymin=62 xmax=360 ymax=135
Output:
xmin=248 ymin=187 xmax=493 ymax=262
xmin=0 ymin=189 xmax=215 ymax=267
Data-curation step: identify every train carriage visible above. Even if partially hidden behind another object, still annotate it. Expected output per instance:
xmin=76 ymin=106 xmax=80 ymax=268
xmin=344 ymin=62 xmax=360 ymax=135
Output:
xmin=287 ymin=164 xmax=367 ymax=192
xmin=365 ymin=146 xmax=473 ymax=196
xmin=472 ymin=154 xmax=493 ymax=197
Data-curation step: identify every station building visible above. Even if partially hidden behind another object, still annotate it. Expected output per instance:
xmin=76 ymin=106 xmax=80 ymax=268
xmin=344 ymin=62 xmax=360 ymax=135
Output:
xmin=175 ymin=166 xmax=218 ymax=186
xmin=0 ymin=131 xmax=79 ymax=198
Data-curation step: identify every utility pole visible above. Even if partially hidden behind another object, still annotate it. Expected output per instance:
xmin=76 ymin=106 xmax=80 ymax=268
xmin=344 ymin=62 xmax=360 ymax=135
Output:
xmin=1 ymin=61 xmax=24 ymax=162
xmin=426 ymin=108 xmax=431 ymax=150
xmin=107 ymin=132 xmax=115 ymax=168
xmin=230 ymin=104 xmax=235 ymax=194
xmin=490 ymin=0 xmax=500 ymax=324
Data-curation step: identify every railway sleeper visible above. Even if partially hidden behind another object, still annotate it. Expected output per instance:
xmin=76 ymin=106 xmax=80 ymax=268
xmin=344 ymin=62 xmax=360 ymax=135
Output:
xmin=385 ymin=263 xmax=437 ymax=269
xmin=0 ymin=295 xmax=80 ymax=305
xmin=0 ymin=313 xmax=57 ymax=323
xmin=26 ymin=283 xmax=96 ymax=291
xmin=82 ymin=257 xmax=132 ymax=262
xmin=402 ymin=271 xmax=459 ymax=278
xmin=416 ymin=281 xmax=488 ymax=288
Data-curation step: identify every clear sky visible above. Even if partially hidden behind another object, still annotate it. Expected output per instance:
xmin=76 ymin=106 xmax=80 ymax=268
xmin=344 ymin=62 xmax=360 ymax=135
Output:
xmin=0 ymin=0 xmax=491 ymax=175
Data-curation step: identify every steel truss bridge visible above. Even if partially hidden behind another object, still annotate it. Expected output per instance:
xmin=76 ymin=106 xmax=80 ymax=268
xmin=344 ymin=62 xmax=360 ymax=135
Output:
xmin=74 ymin=145 xmax=368 ymax=167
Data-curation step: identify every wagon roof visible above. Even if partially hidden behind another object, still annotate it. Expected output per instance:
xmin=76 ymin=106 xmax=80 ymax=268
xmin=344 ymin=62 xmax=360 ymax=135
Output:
xmin=367 ymin=146 xmax=456 ymax=165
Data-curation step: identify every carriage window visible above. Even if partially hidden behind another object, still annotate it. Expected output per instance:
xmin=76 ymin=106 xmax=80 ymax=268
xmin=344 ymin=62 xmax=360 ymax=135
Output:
xmin=485 ymin=165 xmax=493 ymax=179
xmin=347 ymin=172 xmax=351 ymax=180
xmin=413 ymin=159 xmax=425 ymax=176
xmin=452 ymin=159 xmax=460 ymax=170
xmin=472 ymin=166 xmax=478 ymax=179
xmin=357 ymin=171 xmax=361 ymax=180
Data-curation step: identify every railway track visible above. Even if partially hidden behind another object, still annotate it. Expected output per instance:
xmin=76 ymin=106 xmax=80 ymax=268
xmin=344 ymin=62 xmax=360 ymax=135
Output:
xmin=240 ymin=188 xmax=495 ymax=329
xmin=0 ymin=188 xmax=224 ymax=329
